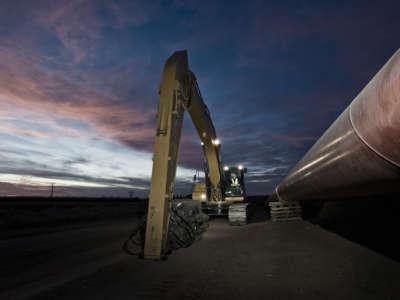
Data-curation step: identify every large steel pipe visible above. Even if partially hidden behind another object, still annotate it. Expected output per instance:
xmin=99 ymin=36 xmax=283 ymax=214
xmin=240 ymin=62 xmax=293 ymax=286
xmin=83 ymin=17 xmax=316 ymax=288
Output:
xmin=273 ymin=49 xmax=400 ymax=202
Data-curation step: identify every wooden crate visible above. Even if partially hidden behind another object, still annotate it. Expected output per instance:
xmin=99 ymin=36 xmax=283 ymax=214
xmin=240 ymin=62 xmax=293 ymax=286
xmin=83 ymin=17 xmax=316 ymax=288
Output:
xmin=268 ymin=201 xmax=302 ymax=222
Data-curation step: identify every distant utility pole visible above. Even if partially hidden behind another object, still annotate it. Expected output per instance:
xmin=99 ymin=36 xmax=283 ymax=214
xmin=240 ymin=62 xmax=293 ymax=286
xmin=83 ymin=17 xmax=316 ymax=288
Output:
xmin=50 ymin=183 xmax=54 ymax=198
xmin=191 ymin=169 xmax=200 ymax=194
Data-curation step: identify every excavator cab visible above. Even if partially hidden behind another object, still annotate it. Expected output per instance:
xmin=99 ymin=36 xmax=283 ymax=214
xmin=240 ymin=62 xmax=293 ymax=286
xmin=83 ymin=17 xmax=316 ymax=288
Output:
xmin=192 ymin=165 xmax=247 ymax=219
xmin=223 ymin=166 xmax=247 ymax=199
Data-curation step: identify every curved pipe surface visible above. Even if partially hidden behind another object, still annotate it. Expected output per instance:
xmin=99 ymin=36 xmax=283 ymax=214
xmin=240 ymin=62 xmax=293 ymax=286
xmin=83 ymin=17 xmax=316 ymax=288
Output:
xmin=273 ymin=49 xmax=400 ymax=202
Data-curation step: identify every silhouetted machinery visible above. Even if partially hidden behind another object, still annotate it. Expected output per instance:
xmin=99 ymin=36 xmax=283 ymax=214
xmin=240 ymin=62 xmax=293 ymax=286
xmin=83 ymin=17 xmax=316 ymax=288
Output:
xmin=144 ymin=51 xmax=248 ymax=260
xmin=193 ymin=165 xmax=247 ymax=218
xmin=269 ymin=49 xmax=400 ymax=219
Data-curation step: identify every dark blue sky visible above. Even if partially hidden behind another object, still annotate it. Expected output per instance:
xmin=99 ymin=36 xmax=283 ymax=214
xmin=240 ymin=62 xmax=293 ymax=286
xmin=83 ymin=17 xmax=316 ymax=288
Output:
xmin=0 ymin=0 xmax=399 ymax=196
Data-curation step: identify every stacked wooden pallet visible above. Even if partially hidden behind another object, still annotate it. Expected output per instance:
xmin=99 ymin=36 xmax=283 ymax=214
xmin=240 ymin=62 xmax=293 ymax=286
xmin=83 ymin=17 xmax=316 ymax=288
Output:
xmin=268 ymin=201 xmax=302 ymax=222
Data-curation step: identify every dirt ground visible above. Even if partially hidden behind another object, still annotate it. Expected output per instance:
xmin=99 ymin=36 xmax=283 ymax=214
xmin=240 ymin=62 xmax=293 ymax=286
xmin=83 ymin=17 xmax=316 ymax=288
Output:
xmin=24 ymin=217 xmax=400 ymax=300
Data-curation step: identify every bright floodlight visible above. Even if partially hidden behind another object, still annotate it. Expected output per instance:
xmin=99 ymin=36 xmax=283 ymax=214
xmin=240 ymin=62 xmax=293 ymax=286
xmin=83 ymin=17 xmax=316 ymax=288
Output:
xmin=201 ymin=141 xmax=204 ymax=146
xmin=238 ymin=165 xmax=243 ymax=170
xmin=223 ymin=166 xmax=229 ymax=171
xmin=212 ymin=139 xmax=220 ymax=146
xmin=201 ymin=193 xmax=206 ymax=199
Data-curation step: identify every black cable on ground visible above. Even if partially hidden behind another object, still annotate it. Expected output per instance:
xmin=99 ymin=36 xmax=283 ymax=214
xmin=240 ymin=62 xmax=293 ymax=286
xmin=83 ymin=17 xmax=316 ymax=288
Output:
xmin=122 ymin=200 xmax=209 ymax=258
xmin=122 ymin=215 xmax=146 ymax=257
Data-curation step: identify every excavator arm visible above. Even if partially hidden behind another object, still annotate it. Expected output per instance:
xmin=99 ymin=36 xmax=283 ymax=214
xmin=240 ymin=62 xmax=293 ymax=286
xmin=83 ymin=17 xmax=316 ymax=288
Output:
xmin=144 ymin=50 xmax=223 ymax=259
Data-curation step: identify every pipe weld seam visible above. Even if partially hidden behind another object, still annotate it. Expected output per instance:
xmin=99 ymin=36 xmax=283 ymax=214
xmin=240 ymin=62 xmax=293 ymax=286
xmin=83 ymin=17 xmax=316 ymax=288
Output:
xmin=349 ymin=106 xmax=400 ymax=169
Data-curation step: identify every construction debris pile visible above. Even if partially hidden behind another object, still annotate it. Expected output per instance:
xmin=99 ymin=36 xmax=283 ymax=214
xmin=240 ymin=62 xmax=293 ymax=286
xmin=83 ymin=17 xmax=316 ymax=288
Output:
xmin=168 ymin=199 xmax=209 ymax=250
xmin=123 ymin=199 xmax=209 ymax=258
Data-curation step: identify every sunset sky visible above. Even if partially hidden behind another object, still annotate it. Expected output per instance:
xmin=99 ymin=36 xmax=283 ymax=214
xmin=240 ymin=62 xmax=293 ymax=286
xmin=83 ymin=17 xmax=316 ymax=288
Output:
xmin=0 ymin=0 xmax=399 ymax=197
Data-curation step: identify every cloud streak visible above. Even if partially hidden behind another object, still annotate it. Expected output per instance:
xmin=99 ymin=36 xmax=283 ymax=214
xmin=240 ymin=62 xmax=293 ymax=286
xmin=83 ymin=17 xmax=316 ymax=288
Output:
xmin=0 ymin=42 xmax=156 ymax=151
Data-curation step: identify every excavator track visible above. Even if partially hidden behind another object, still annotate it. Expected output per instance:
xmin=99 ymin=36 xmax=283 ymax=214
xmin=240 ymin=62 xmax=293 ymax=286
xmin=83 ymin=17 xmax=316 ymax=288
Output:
xmin=228 ymin=203 xmax=248 ymax=225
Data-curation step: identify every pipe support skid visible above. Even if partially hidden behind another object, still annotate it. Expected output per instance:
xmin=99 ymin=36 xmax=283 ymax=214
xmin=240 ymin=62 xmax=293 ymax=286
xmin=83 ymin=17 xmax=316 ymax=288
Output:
xmin=274 ymin=49 xmax=400 ymax=202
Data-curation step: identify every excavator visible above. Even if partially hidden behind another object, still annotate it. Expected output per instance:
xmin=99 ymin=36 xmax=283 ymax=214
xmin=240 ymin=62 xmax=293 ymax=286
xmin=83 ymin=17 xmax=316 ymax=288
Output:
xmin=192 ymin=164 xmax=247 ymax=219
xmin=143 ymin=50 xmax=248 ymax=260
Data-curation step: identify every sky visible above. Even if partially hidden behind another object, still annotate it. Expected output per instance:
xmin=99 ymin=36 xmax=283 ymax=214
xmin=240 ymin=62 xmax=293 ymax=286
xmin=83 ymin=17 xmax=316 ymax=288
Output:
xmin=0 ymin=0 xmax=399 ymax=197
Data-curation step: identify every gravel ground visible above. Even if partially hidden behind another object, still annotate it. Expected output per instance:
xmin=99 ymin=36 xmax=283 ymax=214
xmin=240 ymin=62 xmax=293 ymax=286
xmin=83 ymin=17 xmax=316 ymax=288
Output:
xmin=17 ymin=217 xmax=400 ymax=300
xmin=2 ymin=198 xmax=400 ymax=300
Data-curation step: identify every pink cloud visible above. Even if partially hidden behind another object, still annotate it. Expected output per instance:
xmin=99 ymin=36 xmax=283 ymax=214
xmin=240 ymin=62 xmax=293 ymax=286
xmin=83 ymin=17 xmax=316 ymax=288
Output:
xmin=36 ymin=0 xmax=101 ymax=63
xmin=35 ymin=0 xmax=158 ymax=63
xmin=0 ymin=125 xmax=62 ymax=139
xmin=0 ymin=43 xmax=156 ymax=151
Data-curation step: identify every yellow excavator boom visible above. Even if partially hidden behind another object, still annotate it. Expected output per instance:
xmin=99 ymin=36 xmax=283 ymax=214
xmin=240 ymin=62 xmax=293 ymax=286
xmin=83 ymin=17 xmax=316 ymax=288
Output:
xmin=144 ymin=50 xmax=223 ymax=259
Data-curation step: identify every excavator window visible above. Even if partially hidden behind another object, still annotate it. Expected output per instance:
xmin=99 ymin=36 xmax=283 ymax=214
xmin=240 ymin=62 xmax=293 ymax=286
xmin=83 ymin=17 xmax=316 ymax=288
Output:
xmin=224 ymin=169 xmax=244 ymax=197
xmin=230 ymin=172 xmax=241 ymax=186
